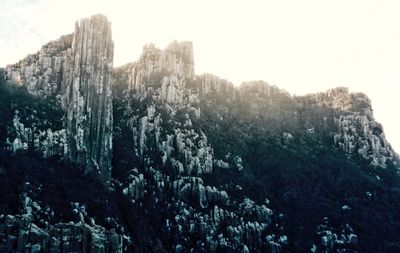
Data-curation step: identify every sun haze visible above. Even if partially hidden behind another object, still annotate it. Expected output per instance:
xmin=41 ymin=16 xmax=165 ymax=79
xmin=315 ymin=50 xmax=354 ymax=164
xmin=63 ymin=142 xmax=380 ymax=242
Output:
xmin=1 ymin=0 xmax=399 ymax=152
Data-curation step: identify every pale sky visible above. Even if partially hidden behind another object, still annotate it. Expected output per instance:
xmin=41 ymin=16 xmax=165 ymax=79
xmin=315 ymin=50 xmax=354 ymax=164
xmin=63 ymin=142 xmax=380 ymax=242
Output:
xmin=1 ymin=0 xmax=399 ymax=152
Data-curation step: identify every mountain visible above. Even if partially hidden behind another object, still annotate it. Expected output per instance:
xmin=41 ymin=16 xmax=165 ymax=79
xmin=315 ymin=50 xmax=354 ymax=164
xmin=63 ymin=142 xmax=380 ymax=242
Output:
xmin=4 ymin=14 xmax=113 ymax=184
xmin=1 ymin=14 xmax=399 ymax=253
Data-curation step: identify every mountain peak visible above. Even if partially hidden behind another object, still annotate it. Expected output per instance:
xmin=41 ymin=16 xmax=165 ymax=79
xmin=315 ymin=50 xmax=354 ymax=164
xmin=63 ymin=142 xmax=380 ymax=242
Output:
xmin=1 ymin=14 xmax=399 ymax=253
xmin=4 ymin=14 xmax=114 ymax=183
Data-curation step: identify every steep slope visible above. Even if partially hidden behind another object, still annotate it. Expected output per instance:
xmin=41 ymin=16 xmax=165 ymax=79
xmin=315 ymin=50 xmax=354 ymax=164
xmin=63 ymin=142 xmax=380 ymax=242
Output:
xmin=1 ymin=13 xmax=400 ymax=253
xmin=112 ymin=42 xmax=286 ymax=252
xmin=299 ymin=87 xmax=397 ymax=168
xmin=193 ymin=78 xmax=398 ymax=169
xmin=112 ymin=41 xmax=400 ymax=252
xmin=0 ymin=68 xmax=129 ymax=252
xmin=5 ymin=14 xmax=114 ymax=184
xmin=193 ymin=79 xmax=400 ymax=252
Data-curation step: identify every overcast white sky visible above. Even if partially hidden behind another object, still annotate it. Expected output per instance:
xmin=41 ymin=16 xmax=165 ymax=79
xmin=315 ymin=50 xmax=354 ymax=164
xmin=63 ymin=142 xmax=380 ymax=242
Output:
xmin=1 ymin=0 xmax=399 ymax=152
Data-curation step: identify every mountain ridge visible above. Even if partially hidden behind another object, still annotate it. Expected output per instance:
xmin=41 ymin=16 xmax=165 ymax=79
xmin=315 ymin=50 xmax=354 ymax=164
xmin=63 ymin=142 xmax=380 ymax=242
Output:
xmin=1 ymin=14 xmax=400 ymax=253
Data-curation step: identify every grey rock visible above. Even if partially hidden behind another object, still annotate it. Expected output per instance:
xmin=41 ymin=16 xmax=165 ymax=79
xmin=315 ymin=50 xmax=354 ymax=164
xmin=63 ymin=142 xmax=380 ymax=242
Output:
xmin=0 ymin=214 xmax=123 ymax=253
xmin=5 ymin=14 xmax=114 ymax=183
xmin=124 ymin=41 xmax=194 ymax=105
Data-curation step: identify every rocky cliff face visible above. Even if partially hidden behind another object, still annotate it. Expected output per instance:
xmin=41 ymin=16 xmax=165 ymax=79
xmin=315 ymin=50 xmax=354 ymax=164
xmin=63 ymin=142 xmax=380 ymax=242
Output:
xmin=300 ymin=87 xmax=398 ymax=167
xmin=192 ymin=75 xmax=399 ymax=168
xmin=115 ymin=41 xmax=213 ymax=176
xmin=110 ymin=40 xmax=399 ymax=252
xmin=6 ymin=34 xmax=73 ymax=97
xmin=0 ymin=183 xmax=125 ymax=253
xmin=122 ymin=41 xmax=195 ymax=105
xmin=0 ymin=214 xmax=123 ymax=253
xmin=5 ymin=14 xmax=114 ymax=183
xmin=112 ymin=43 xmax=286 ymax=252
xmin=63 ymin=15 xmax=114 ymax=183
xmin=2 ymin=13 xmax=400 ymax=253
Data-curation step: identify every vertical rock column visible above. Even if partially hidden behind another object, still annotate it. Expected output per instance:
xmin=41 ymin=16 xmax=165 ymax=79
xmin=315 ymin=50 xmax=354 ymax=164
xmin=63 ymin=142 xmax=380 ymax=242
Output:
xmin=126 ymin=41 xmax=195 ymax=105
xmin=63 ymin=14 xmax=114 ymax=183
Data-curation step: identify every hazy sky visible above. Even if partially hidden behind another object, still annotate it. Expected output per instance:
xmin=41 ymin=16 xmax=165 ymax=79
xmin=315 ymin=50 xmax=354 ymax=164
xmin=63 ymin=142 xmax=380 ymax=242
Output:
xmin=1 ymin=0 xmax=399 ymax=152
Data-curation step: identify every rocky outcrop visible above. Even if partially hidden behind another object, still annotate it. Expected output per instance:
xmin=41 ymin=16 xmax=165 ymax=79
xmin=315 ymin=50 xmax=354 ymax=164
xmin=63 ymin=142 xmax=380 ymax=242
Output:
xmin=170 ymin=200 xmax=279 ymax=252
xmin=6 ymin=34 xmax=73 ymax=97
xmin=2 ymin=12 xmax=399 ymax=253
xmin=124 ymin=41 xmax=195 ymax=105
xmin=334 ymin=113 xmax=394 ymax=167
xmin=62 ymin=14 xmax=114 ymax=183
xmin=0 ymin=184 xmax=126 ymax=253
xmin=5 ymin=14 xmax=114 ymax=183
xmin=172 ymin=177 xmax=229 ymax=208
xmin=239 ymin=81 xmax=289 ymax=98
xmin=122 ymin=171 xmax=145 ymax=201
xmin=195 ymin=73 xmax=236 ymax=97
xmin=8 ymin=112 xmax=67 ymax=157
xmin=310 ymin=217 xmax=358 ymax=253
xmin=110 ymin=38 xmax=397 ymax=252
xmin=301 ymin=88 xmax=398 ymax=168
xmin=130 ymin=166 xmax=282 ymax=252
xmin=0 ymin=214 xmax=124 ymax=253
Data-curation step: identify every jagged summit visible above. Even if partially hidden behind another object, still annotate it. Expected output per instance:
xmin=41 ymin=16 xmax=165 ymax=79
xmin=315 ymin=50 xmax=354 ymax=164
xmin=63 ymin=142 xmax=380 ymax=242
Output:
xmin=113 ymin=39 xmax=398 ymax=170
xmin=4 ymin=13 xmax=398 ymax=185
xmin=121 ymin=40 xmax=195 ymax=104
xmin=5 ymin=14 xmax=114 ymax=184
xmin=1 ymin=13 xmax=400 ymax=253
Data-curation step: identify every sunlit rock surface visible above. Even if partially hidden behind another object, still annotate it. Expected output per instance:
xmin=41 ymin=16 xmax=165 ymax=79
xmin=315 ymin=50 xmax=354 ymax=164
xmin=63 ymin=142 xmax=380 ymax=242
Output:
xmin=5 ymin=14 xmax=114 ymax=183
xmin=1 ymin=12 xmax=399 ymax=253
xmin=301 ymin=87 xmax=398 ymax=167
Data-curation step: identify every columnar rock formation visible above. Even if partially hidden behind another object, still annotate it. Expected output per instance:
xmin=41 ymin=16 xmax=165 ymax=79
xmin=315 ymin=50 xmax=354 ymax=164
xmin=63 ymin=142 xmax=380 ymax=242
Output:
xmin=5 ymin=14 xmax=114 ymax=183
xmin=195 ymin=73 xmax=236 ymax=96
xmin=63 ymin=15 xmax=114 ymax=183
xmin=112 ymin=42 xmax=287 ymax=252
xmin=2 ymin=13 xmax=399 ymax=253
xmin=0 ymin=214 xmax=123 ymax=253
xmin=6 ymin=34 xmax=73 ymax=96
xmin=115 ymin=42 xmax=216 ymax=177
xmin=191 ymin=75 xmax=399 ymax=167
xmin=124 ymin=41 xmax=195 ymax=105
xmin=301 ymin=87 xmax=398 ymax=167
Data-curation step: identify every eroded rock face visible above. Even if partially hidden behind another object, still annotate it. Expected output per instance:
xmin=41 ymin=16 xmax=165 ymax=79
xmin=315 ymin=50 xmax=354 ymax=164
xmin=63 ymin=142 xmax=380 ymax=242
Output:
xmin=112 ymin=42 xmax=284 ymax=252
xmin=310 ymin=218 xmax=358 ymax=253
xmin=195 ymin=73 xmax=236 ymax=97
xmin=0 ymin=182 xmax=127 ymax=253
xmin=6 ymin=34 xmax=73 ymax=96
xmin=63 ymin=14 xmax=114 ymax=183
xmin=115 ymin=42 xmax=216 ymax=176
xmin=301 ymin=88 xmax=398 ymax=167
xmin=124 ymin=41 xmax=195 ymax=105
xmin=9 ymin=112 xmax=67 ymax=157
xmin=110 ymin=38 xmax=398 ymax=252
xmin=123 ymin=167 xmax=281 ymax=252
xmin=2 ymin=13 xmax=399 ymax=253
xmin=5 ymin=14 xmax=114 ymax=183
xmin=0 ymin=214 xmax=123 ymax=253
